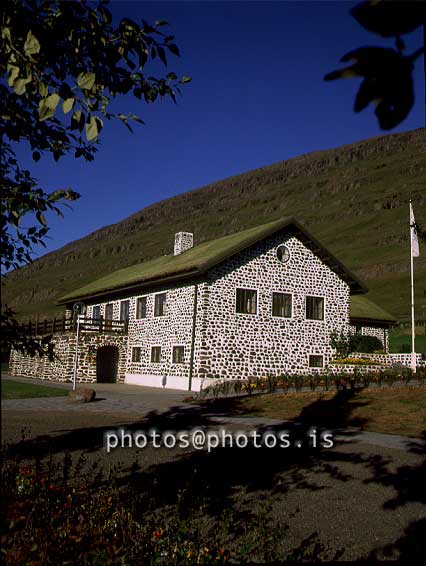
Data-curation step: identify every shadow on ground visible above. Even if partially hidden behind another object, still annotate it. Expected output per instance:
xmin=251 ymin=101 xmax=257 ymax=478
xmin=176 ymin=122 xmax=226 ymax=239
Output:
xmin=2 ymin=390 xmax=426 ymax=561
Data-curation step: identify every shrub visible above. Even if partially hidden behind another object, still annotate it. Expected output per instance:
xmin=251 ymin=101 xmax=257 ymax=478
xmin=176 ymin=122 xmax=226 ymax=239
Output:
xmin=330 ymin=330 xmax=351 ymax=358
xmin=349 ymin=335 xmax=383 ymax=353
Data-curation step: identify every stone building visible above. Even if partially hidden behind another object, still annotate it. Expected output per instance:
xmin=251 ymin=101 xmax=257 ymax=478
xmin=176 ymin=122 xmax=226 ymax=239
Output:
xmin=10 ymin=217 xmax=396 ymax=390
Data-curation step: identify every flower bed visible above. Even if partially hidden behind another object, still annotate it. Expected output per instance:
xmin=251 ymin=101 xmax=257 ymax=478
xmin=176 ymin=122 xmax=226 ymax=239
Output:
xmin=330 ymin=357 xmax=384 ymax=366
xmin=199 ymin=366 xmax=426 ymax=398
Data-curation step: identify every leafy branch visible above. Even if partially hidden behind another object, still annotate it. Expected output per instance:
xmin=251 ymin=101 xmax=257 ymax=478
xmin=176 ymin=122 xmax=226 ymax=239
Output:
xmin=325 ymin=1 xmax=426 ymax=129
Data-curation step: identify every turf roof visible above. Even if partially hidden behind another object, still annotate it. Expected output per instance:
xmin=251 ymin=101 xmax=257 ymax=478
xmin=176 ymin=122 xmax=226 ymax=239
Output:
xmin=350 ymin=295 xmax=397 ymax=324
xmin=58 ymin=217 xmax=367 ymax=304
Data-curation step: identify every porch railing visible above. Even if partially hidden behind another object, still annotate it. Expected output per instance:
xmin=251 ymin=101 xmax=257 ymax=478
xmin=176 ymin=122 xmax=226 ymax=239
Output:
xmin=20 ymin=316 xmax=129 ymax=336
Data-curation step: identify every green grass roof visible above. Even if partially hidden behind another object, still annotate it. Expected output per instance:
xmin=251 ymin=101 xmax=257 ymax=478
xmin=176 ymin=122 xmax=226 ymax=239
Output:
xmin=58 ymin=217 xmax=366 ymax=304
xmin=350 ymin=295 xmax=397 ymax=323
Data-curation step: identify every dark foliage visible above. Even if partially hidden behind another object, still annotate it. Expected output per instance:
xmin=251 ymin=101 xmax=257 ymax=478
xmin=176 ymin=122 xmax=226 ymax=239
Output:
xmin=325 ymin=0 xmax=425 ymax=130
xmin=0 ymin=0 xmax=190 ymax=356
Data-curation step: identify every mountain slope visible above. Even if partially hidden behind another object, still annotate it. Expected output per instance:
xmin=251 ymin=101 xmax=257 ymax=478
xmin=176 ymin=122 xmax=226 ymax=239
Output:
xmin=4 ymin=128 xmax=426 ymax=322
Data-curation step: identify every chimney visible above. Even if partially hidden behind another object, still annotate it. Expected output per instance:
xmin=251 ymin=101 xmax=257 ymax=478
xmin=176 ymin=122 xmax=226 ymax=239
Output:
xmin=174 ymin=232 xmax=194 ymax=256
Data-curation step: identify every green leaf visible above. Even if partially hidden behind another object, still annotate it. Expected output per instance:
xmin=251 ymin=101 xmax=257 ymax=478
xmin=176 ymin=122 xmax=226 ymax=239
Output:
xmin=7 ymin=65 xmax=19 ymax=87
xmin=24 ymin=31 xmax=40 ymax=56
xmin=85 ymin=115 xmax=101 ymax=141
xmin=351 ymin=1 xmax=426 ymax=38
xmin=166 ymin=72 xmax=177 ymax=81
xmin=71 ymin=110 xmax=84 ymax=131
xmin=77 ymin=72 xmax=96 ymax=90
xmin=62 ymin=98 xmax=75 ymax=114
xmin=181 ymin=76 xmax=192 ymax=84
xmin=157 ymin=46 xmax=167 ymax=66
xmin=36 ymin=212 xmax=46 ymax=226
xmin=38 ymin=93 xmax=60 ymax=121
xmin=13 ymin=78 xmax=28 ymax=95
xmin=38 ymin=82 xmax=48 ymax=97
xmin=168 ymin=44 xmax=180 ymax=57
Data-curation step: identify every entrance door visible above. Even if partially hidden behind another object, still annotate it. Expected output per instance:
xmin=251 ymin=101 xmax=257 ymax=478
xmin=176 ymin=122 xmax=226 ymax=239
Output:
xmin=96 ymin=346 xmax=119 ymax=383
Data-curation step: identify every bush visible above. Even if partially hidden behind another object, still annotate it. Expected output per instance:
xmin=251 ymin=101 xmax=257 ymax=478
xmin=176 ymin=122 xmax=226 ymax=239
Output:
xmin=349 ymin=335 xmax=383 ymax=353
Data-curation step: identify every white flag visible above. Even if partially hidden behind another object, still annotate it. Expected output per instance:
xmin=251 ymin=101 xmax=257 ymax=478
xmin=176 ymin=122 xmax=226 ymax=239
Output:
xmin=410 ymin=202 xmax=420 ymax=257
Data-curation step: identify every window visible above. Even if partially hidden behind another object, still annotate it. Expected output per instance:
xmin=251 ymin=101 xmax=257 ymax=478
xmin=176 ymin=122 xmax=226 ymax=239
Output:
xmin=92 ymin=305 xmax=100 ymax=320
xmin=306 ymin=296 xmax=324 ymax=320
xmin=172 ymin=346 xmax=185 ymax=364
xmin=136 ymin=296 xmax=147 ymax=319
xmin=120 ymin=300 xmax=130 ymax=322
xmin=236 ymin=288 xmax=257 ymax=314
xmin=309 ymin=355 xmax=323 ymax=368
xmin=154 ymin=293 xmax=167 ymax=317
xmin=151 ymin=346 xmax=161 ymax=363
xmin=131 ymin=347 xmax=141 ymax=362
xmin=276 ymin=244 xmax=291 ymax=264
xmin=105 ymin=303 xmax=114 ymax=328
xmin=272 ymin=292 xmax=292 ymax=318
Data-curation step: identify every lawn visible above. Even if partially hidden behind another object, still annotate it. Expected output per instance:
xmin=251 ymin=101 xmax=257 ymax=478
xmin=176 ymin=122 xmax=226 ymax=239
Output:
xmin=1 ymin=380 xmax=68 ymax=399
xmin=202 ymin=387 xmax=426 ymax=438
xmin=389 ymin=332 xmax=426 ymax=354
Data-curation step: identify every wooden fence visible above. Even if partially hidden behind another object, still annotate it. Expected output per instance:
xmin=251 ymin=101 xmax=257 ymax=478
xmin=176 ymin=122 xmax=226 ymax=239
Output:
xmin=20 ymin=317 xmax=128 ymax=336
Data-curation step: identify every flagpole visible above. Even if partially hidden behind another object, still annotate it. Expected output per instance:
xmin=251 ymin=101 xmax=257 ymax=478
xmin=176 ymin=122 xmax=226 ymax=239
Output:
xmin=409 ymin=200 xmax=416 ymax=373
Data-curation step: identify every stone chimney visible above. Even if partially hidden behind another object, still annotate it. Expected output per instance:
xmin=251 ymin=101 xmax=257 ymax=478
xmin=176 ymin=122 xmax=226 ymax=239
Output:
xmin=174 ymin=232 xmax=194 ymax=256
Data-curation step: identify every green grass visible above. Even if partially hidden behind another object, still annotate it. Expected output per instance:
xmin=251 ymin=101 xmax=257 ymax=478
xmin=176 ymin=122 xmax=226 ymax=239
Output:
xmin=2 ymin=380 xmax=68 ymax=399
xmin=203 ymin=387 xmax=426 ymax=438
xmin=389 ymin=326 xmax=426 ymax=353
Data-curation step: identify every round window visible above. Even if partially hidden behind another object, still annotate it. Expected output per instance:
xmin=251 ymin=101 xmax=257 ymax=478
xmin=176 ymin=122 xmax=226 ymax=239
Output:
xmin=276 ymin=244 xmax=290 ymax=264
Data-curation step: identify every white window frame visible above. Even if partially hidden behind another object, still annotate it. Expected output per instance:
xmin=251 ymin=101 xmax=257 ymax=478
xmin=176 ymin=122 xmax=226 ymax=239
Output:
xmin=171 ymin=345 xmax=185 ymax=364
xmin=235 ymin=287 xmax=258 ymax=316
xmin=150 ymin=345 xmax=162 ymax=363
xmin=135 ymin=294 xmax=149 ymax=320
xmin=305 ymin=295 xmax=326 ymax=321
xmin=153 ymin=292 xmax=167 ymax=317
xmin=271 ymin=290 xmax=293 ymax=319
xmin=308 ymin=354 xmax=324 ymax=369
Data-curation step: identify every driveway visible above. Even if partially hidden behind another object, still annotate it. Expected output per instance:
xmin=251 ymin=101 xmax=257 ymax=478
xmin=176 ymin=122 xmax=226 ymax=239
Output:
xmin=2 ymin=375 xmax=189 ymax=415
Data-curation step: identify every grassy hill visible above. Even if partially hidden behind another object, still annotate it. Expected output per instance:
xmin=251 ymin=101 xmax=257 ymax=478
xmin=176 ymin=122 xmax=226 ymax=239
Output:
xmin=3 ymin=128 xmax=426 ymax=323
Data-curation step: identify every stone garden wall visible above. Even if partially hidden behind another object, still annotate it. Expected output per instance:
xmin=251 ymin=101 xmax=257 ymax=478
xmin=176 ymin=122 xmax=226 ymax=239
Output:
xmin=9 ymin=332 xmax=128 ymax=383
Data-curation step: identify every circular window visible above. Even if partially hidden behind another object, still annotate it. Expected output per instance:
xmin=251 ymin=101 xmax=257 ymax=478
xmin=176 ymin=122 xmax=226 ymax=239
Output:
xmin=276 ymin=244 xmax=290 ymax=264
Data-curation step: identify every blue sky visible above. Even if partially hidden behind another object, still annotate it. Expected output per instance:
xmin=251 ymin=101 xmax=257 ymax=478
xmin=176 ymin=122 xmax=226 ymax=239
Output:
xmin=15 ymin=0 xmax=425 ymax=257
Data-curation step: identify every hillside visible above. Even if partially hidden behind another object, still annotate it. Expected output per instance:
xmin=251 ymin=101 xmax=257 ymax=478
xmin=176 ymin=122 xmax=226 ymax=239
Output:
xmin=3 ymin=128 xmax=426 ymax=323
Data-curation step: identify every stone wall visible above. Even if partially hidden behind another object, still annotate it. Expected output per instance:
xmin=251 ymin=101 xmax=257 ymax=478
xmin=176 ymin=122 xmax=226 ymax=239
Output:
xmin=10 ymin=332 xmax=128 ymax=383
xmin=86 ymin=281 xmax=200 ymax=389
xmin=197 ymin=228 xmax=350 ymax=379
